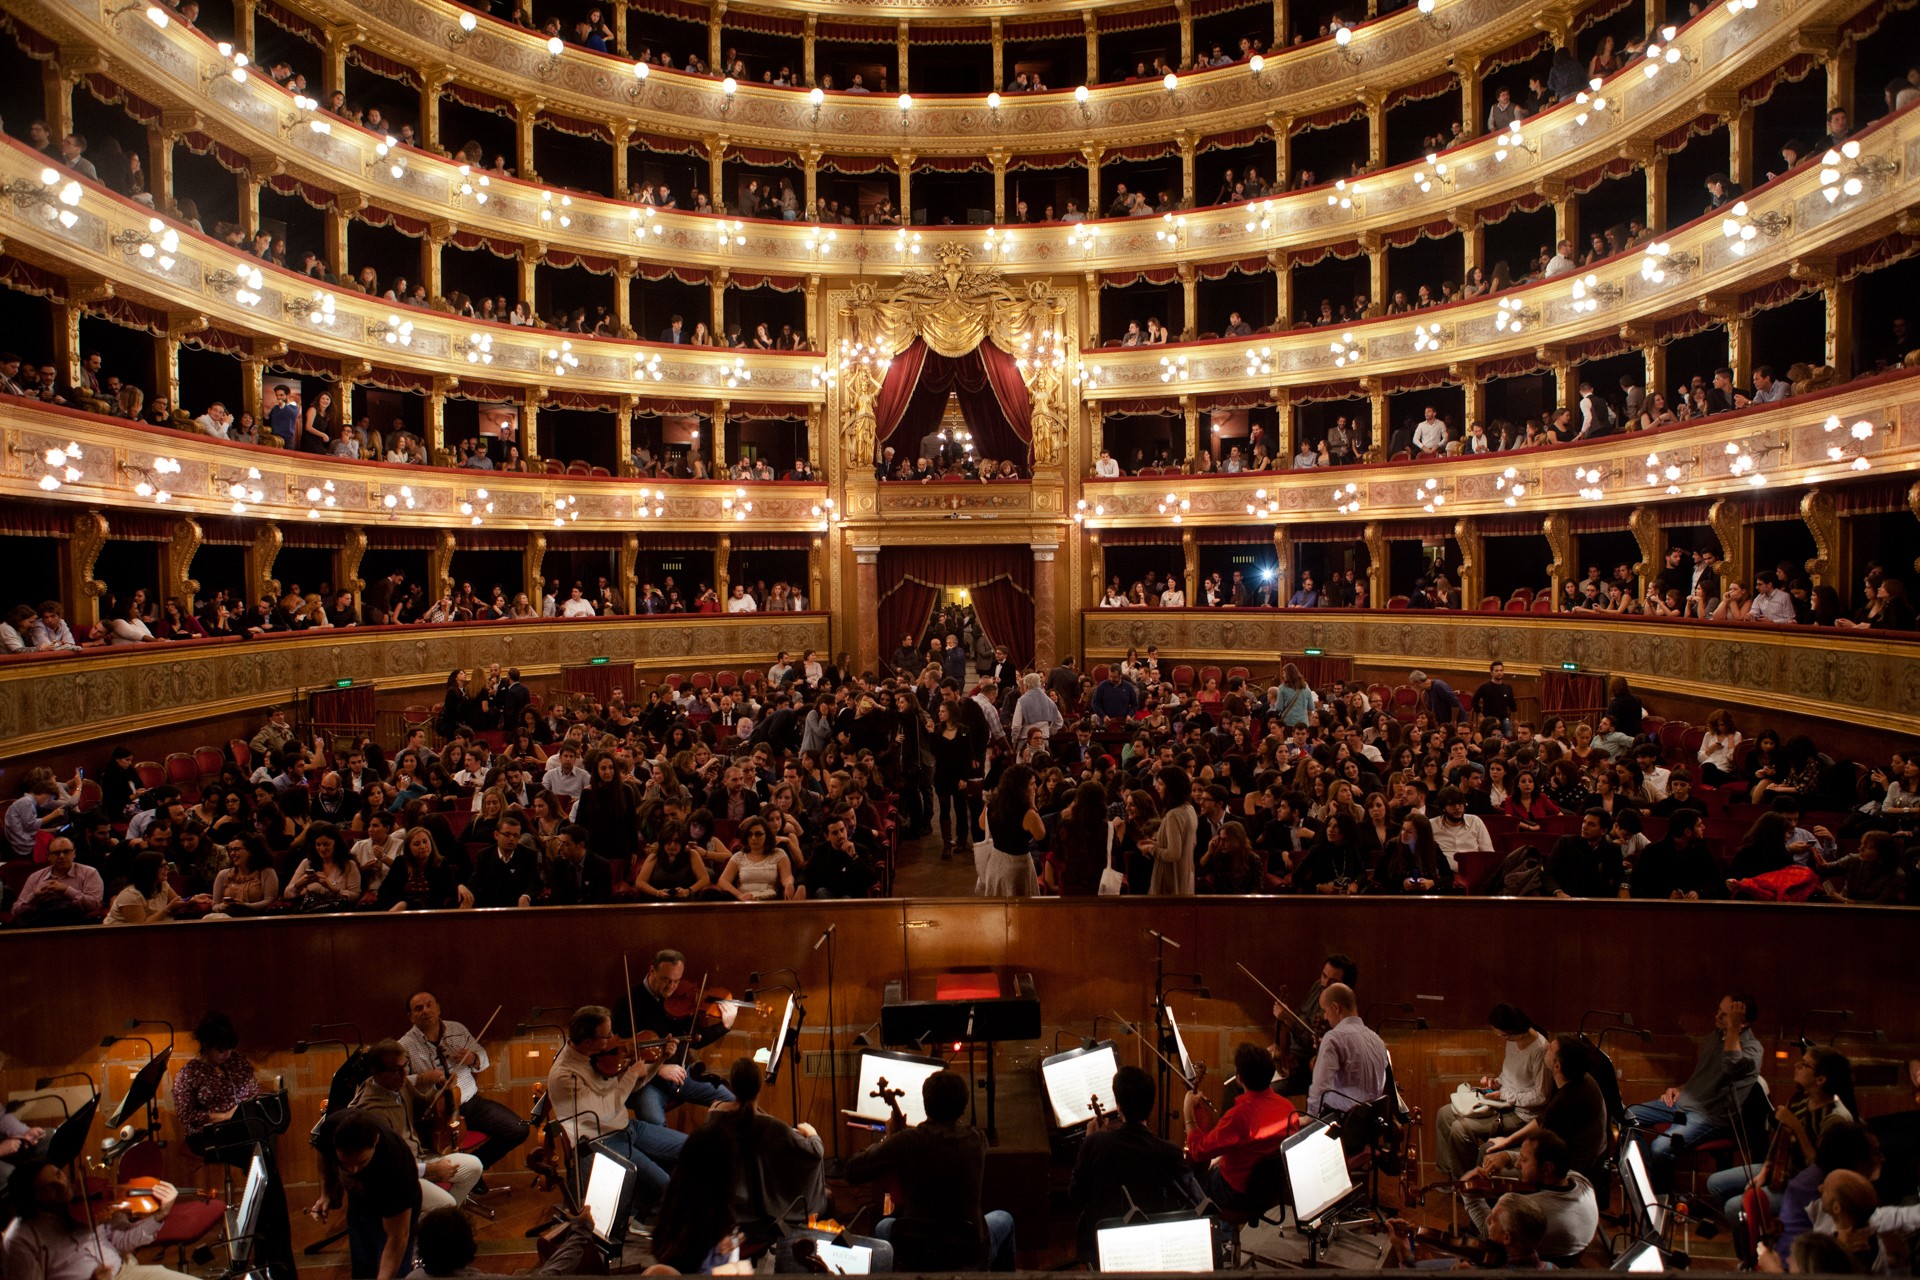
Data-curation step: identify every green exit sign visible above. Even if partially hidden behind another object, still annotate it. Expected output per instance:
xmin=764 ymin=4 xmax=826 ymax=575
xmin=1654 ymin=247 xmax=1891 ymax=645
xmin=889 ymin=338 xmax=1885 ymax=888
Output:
xmin=590 ymin=656 xmax=611 ymax=665
xmin=1304 ymin=648 xmax=1324 ymax=657
xmin=334 ymin=678 xmax=354 ymax=688
xmin=1561 ymin=662 xmax=1580 ymax=671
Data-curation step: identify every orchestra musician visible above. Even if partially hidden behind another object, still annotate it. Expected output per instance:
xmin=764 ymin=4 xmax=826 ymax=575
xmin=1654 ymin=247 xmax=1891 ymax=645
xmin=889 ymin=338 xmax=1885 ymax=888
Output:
xmin=704 ymin=1057 xmax=826 ymax=1240
xmin=844 ymin=1069 xmax=1017 ymax=1271
xmin=1471 ymin=1034 xmax=1609 ymax=1234
xmin=350 ymin=1041 xmax=485 ymax=1211
xmin=1307 ymin=983 xmax=1390 ymax=1148
xmin=1625 ymin=993 xmax=1764 ymax=1187
xmin=1432 ymin=1004 xmax=1550 ymax=1197
xmin=1 ymin=1158 xmax=191 ymax=1280
xmin=545 ymin=1005 xmax=685 ymax=1217
xmin=1181 ymin=1044 xmax=1300 ymax=1212
xmin=1071 ymin=1066 xmax=1205 ymax=1262
xmin=171 ymin=1011 xmax=297 ymax=1279
xmin=615 ymin=950 xmax=738 ymax=1124
xmin=1274 ymin=953 xmax=1357 ymax=1095
xmin=400 ymin=991 xmax=530 ymax=1191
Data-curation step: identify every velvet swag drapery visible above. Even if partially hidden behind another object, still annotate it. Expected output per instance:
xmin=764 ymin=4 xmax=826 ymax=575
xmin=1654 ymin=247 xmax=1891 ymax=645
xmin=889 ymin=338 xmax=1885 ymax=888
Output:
xmin=875 ymin=546 xmax=1035 ymax=666
xmin=874 ymin=339 xmax=1034 ymax=464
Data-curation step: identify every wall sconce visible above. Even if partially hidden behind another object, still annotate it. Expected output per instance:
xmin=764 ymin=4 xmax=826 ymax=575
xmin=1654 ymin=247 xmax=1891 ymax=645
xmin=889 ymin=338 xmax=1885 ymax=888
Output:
xmin=539 ymin=190 xmax=573 ymax=228
xmin=1411 ymin=155 xmax=1452 ymax=193
xmin=1571 ymin=77 xmax=1617 ymax=127
xmin=1158 ymin=354 xmax=1189 ymax=383
xmin=897 ymin=93 xmax=913 ymax=113
xmin=303 ymin=480 xmax=339 ymax=518
xmin=13 ymin=441 xmax=84 ymax=491
xmin=1067 ymin=222 xmax=1099 ymax=257
xmin=721 ymin=487 xmax=754 ymax=522
xmin=632 ymin=490 xmax=665 ymax=520
xmin=205 ymin=261 xmax=264 ymax=306
xmin=7 ymin=168 xmax=83 ymax=228
xmin=1330 ymin=333 xmax=1362 ymax=368
xmin=455 ymin=165 xmax=490 ymax=206
xmin=368 ymin=136 xmax=406 ymax=180
xmin=804 ymin=224 xmax=837 ymax=259
xmin=1417 ymin=476 xmax=1451 ymax=513
xmin=981 ymin=226 xmax=1013 ymax=260
xmin=449 ymin=9 xmax=478 ymax=45
xmin=721 ymin=358 xmax=752 ymax=390
xmin=1574 ymin=462 xmax=1621 ymax=501
xmin=204 ymin=42 xmax=250 ymax=88
xmin=1241 ymin=200 xmax=1275 ymax=233
xmin=1641 ymin=29 xmax=1695 ymax=79
xmin=720 ymin=76 xmax=738 ymax=115
xmin=634 ymin=352 xmax=662 ymax=381
xmin=283 ymin=94 xmax=329 ymax=136
xmin=285 ymin=290 xmax=336 ymax=326
xmin=1243 ymin=347 xmax=1273 ymax=377
xmin=381 ymin=485 xmax=418 ymax=512
xmin=1639 ymin=241 xmax=1697 ymax=282
xmin=459 ymin=488 xmax=494 ymax=526
xmin=1156 ymin=492 xmax=1191 ymax=523
xmin=1075 ymin=84 xmax=1092 ymax=123
xmin=1332 ymin=24 xmax=1363 ymax=68
xmin=1072 ymin=498 xmax=1105 ymax=524
xmin=1494 ymin=465 xmax=1536 ymax=505
xmin=1720 ymin=200 xmax=1789 ymax=255
xmin=1569 ymin=273 xmax=1621 ymax=312
xmin=1414 ymin=0 xmax=1452 ymax=33
xmin=1325 ymin=178 xmax=1361 ymax=213
xmin=1331 ymin=481 xmax=1362 ymax=514
xmin=1493 ymin=121 xmax=1534 ymax=163
xmin=1494 ymin=297 xmax=1538 ymax=332
xmin=459 ymin=332 xmax=494 ymax=365
xmin=369 ymin=314 xmax=414 ymax=346
xmin=1073 ymin=363 xmax=1102 ymax=392
xmin=625 ymin=59 xmax=650 ymax=100
xmin=812 ymin=497 xmax=842 ymax=530
xmin=1411 ymin=322 xmax=1448 ymax=353
xmin=113 ymin=217 xmax=181 ymax=269
xmin=808 ymin=85 xmax=824 ymax=124
xmin=987 ymin=91 xmax=1002 ymax=110
xmin=215 ymin=466 xmax=266 ymax=515
xmin=553 ymin=494 xmax=587 ymax=527
xmin=121 ymin=456 xmax=182 ymax=502
xmin=1156 ymin=213 xmax=1188 ymax=248
xmin=539 ymin=35 xmax=564 ymax=79
xmin=107 ymin=2 xmax=171 ymax=28
xmin=1818 ymin=140 xmax=1898 ymax=203
xmin=1821 ymin=414 xmax=1878 ymax=472
xmin=546 ymin=341 xmax=579 ymax=376
xmin=896 ymin=227 xmax=922 ymax=258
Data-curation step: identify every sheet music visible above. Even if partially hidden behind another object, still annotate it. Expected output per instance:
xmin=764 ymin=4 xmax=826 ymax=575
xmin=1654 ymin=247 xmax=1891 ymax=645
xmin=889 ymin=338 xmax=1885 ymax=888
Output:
xmin=1623 ymin=1139 xmax=1664 ymax=1232
xmin=848 ymin=1053 xmax=944 ymax=1125
xmin=583 ymin=1153 xmax=628 ymax=1243
xmin=1096 ymin=1219 xmax=1215 ymax=1273
xmin=812 ymin=1242 xmax=873 ymax=1274
xmin=1285 ymin=1123 xmax=1353 ymax=1223
xmin=1626 ymin=1244 xmax=1665 ymax=1273
xmin=1166 ymin=1008 xmax=1194 ymax=1083
xmin=1042 ymin=1045 xmax=1119 ymax=1127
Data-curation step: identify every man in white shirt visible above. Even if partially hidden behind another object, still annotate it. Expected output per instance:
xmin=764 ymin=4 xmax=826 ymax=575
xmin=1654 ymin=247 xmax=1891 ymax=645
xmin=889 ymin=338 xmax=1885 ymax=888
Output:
xmin=768 ymin=651 xmax=794 ymax=684
xmin=1430 ymin=787 xmax=1493 ymax=874
xmin=1094 ymin=450 xmax=1121 ymax=478
xmin=544 ymin=1005 xmax=683 ymax=1214
xmin=970 ymin=681 xmax=1007 ymax=748
xmin=1749 ymin=577 xmax=1796 ymax=623
xmin=559 ymin=587 xmax=597 ymax=618
xmin=1515 ymin=1133 xmax=1599 ymax=1264
xmin=1160 ymin=575 xmax=1187 ymax=607
xmin=726 ymin=585 xmax=758 ymax=612
xmin=194 ymin=401 xmax=234 ymax=440
xmin=1433 ymin=1004 xmax=1550 ymax=1192
xmin=1308 ymin=983 xmax=1390 ymax=1124
xmin=540 ymin=745 xmax=587 ymax=804
xmin=1412 ymin=408 xmax=1449 ymax=455
xmin=400 ymin=990 xmax=529 ymax=1184
xmin=1543 ymin=239 xmax=1577 ymax=277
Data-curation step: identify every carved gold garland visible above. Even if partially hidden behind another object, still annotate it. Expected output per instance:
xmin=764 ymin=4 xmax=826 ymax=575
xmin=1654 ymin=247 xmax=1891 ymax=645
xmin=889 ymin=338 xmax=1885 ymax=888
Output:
xmin=833 ymin=244 xmax=1070 ymax=471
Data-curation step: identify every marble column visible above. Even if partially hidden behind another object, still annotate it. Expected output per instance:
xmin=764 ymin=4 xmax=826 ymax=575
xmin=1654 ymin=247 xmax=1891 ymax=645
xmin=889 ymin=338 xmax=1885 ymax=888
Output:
xmin=854 ymin=544 xmax=880 ymax=674
xmin=1031 ymin=543 xmax=1058 ymax=670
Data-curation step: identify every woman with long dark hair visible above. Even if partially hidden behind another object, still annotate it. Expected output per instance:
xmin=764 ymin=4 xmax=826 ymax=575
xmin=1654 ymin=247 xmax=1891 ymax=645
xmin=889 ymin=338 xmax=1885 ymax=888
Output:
xmin=982 ymin=763 xmax=1044 ymax=896
xmin=1374 ymin=813 xmax=1442 ymax=893
xmin=649 ymin=1126 xmax=742 ymax=1273
xmin=575 ymin=750 xmax=641 ymax=868
xmin=929 ymin=701 xmax=977 ymax=860
xmin=1148 ymin=766 xmax=1196 ymax=894
xmin=437 ymin=669 xmax=483 ymax=738
xmin=1049 ymin=781 xmax=1116 ymax=895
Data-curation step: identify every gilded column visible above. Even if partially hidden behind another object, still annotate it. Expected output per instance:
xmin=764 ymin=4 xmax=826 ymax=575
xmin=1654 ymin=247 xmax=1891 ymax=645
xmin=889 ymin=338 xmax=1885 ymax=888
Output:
xmin=1460 ymin=365 xmax=1484 ymax=430
xmin=1628 ymin=505 xmax=1661 ymax=601
xmin=246 ymin=521 xmax=284 ymax=604
xmin=1087 ymin=531 xmax=1105 ymax=604
xmin=611 ymin=0 xmax=628 ymax=54
xmin=802 ymin=147 xmax=820 ymax=220
xmin=336 ymin=526 xmax=367 ymax=609
xmin=237 ymin=168 xmax=260 ymax=237
xmin=616 ymin=395 xmax=636 ymax=475
xmin=146 ymin=125 xmax=175 ymax=213
xmin=1543 ymin=513 xmax=1572 ymax=610
xmin=1271 ymin=250 xmax=1291 ymax=328
xmin=1801 ymin=489 xmax=1845 ymax=590
xmin=1177 ymin=0 xmax=1194 ymax=68
xmin=1365 ymin=234 xmax=1386 ymax=313
xmin=429 ymin=531 xmax=456 ymax=603
xmin=515 ymin=96 xmax=540 ymax=182
xmin=853 ymin=544 xmax=880 ymax=673
xmin=1082 ymin=145 xmax=1103 ymax=214
xmin=802 ymin=14 xmax=816 ymax=86
xmin=805 ymin=276 xmax=821 ymax=354
xmin=617 ymin=534 xmax=639 ymax=614
xmin=707 ymin=137 xmax=727 ymax=210
xmin=808 ymin=536 xmax=826 ymax=614
xmin=716 ymin=533 xmax=732 ymax=607
xmin=42 ymin=61 xmax=74 ymax=141
xmin=710 ymin=268 xmax=729 ymax=338
xmin=895 ymin=151 xmax=914 ymax=223
xmin=1458 ymin=58 xmax=1482 ymax=143
xmin=1182 ymin=397 xmax=1199 ymax=461
xmin=712 ymin=398 xmax=730 ymax=473
xmin=1031 ymin=543 xmax=1058 ymax=669
xmin=1272 ymin=525 xmax=1291 ymax=601
xmin=1178 ymin=134 xmax=1196 ymax=208
xmin=1361 ymin=521 xmax=1388 ymax=607
xmin=421 ymin=66 xmax=450 ymax=153
xmin=320 ymin=23 xmax=356 ymax=98
xmin=239 ymin=356 xmax=266 ymax=422
xmin=167 ymin=517 xmax=203 ymax=614
xmin=1453 ymin=515 xmax=1482 ymax=609
xmin=1084 ymin=13 xmax=1099 ymax=84
xmin=1826 ymin=280 xmax=1855 ymax=373
xmin=1644 ymin=343 xmax=1667 ymax=403
xmin=1365 ymin=382 xmax=1387 ymax=461
xmin=155 ymin=332 xmax=181 ymax=413
xmin=614 ymin=259 xmax=636 ymax=337
xmin=421 ymin=220 xmax=450 ymax=304
xmin=1272 ymin=0 xmax=1288 ymax=50
xmin=1727 ymin=314 xmax=1752 ymax=387
xmin=63 ymin=511 xmax=109 ymax=630
xmin=1274 ymin=389 xmax=1293 ymax=460
xmin=1554 ymin=197 xmax=1578 ymax=252
xmin=990 ymin=19 xmax=1004 ymax=89
xmin=1729 ymin=105 xmax=1754 ymax=189
xmin=1365 ymin=92 xmax=1385 ymax=170
xmin=1826 ymin=44 xmax=1854 ymax=113
xmin=326 ymin=192 xmax=362 ymax=283
xmin=709 ymin=0 xmax=726 ymax=76
xmin=1181 ymin=529 xmax=1199 ymax=601
xmin=427 ymin=376 xmax=452 ymax=461
xmin=897 ymin=21 xmax=910 ymax=92
xmin=523 ymin=531 xmax=548 ymax=609
xmin=522 ymin=392 xmax=542 ymax=465
xmin=1708 ymin=497 xmax=1746 ymax=590
xmin=519 ymin=240 xmax=542 ymax=315
xmin=1272 ymin=115 xmax=1292 ymax=189
xmin=611 ymin=124 xmax=631 ymax=198
xmin=1645 ymin=152 xmax=1668 ymax=232
xmin=1178 ymin=263 xmax=1197 ymax=340
xmin=991 ymin=150 xmax=1008 ymax=223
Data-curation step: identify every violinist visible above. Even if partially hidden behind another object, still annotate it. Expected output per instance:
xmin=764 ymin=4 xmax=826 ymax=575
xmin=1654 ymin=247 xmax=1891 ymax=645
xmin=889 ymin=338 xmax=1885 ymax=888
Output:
xmin=1274 ymin=953 xmax=1357 ymax=1095
xmin=1183 ymin=1044 xmax=1299 ymax=1212
xmin=544 ymin=1005 xmax=685 ymax=1215
xmin=350 ymin=1041 xmax=483 ymax=1211
xmin=1706 ymin=1047 xmax=1855 ymax=1224
xmin=1 ymin=1158 xmax=191 ymax=1280
xmin=1072 ymin=1066 xmax=1204 ymax=1261
xmin=616 ymin=950 xmax=738 ymax=1125
xmin=704 ymin=1057 xmax=825 ymax=1239
xmin=400 ymin=991 xmax=530 ymax=1189
xmin=1471 ymin=1034 xmax=1607 ymax=1235
xmin=1507 ymin=1133 xmax=1599 ymax=1265
xmin=844 ymin=1069 xmax=1016 ymax=1271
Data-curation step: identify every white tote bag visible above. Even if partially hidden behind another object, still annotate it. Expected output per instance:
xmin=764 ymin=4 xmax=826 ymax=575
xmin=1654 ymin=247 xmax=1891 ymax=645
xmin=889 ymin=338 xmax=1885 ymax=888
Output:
xmin=1098 ymin=822 xmax=1126 ymax=895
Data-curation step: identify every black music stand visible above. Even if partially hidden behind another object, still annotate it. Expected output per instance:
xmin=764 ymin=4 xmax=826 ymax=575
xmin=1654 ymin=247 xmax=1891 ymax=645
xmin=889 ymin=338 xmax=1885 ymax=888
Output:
xmin=880 ymin=972 xmax=1039 ymax=1144
xmin=108 ymin=1045 xmax=172 ymax=1130
xmin=41 ymin=1096 xmax=98 ymax=1169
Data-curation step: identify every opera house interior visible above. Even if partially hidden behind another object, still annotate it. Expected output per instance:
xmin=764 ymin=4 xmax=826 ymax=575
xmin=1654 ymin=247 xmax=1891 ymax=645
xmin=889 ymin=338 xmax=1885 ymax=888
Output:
xmin=1 ymin=0 xmax=1919 ymax=1272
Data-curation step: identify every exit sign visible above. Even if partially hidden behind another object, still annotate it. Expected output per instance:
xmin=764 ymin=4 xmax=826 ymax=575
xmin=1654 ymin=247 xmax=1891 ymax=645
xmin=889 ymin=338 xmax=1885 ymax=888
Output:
xmin=1561 ymin=662 xmax=1580 ymax=671
xmin=590 ymin=656 xmax=611 ymax=665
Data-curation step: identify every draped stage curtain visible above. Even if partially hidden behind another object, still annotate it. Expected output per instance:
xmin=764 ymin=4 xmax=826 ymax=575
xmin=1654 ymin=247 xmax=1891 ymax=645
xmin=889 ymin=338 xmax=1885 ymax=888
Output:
xmin=876 ymin=546 xmax=1035 ymax=666
xmin=876 ymin=339 xmax=1033 ymax=464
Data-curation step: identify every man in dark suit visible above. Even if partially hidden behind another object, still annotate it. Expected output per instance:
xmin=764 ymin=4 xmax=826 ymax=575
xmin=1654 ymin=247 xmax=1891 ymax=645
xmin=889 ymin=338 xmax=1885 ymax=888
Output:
xmin=987 ymin=645 xmax=1017 ymax=695
xmin=659 ymin=314 xmax=687 ymax=343
xmin=1541 ymin=809 xmax=1624 ymax=898
xmin=469 ymin=813 xmax=544 ymax=907
xmin=1071 ymin=1066 xmax=1205 ymax=1262
xmin=544 ymin=824 xmax=614 ymax=905
xmin=496 ymin=668 xmax=532 ymax=728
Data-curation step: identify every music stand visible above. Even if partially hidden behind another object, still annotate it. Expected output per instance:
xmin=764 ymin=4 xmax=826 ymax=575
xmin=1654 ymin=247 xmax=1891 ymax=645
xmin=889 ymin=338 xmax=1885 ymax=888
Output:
xmin=40 ymin=1096 xmax=98 ymax=1168
xmin=1612 ymin=1239 xmax=1687 ymax=1272
xmin=109 ymin=1045 xmax=172 ymax=1128
xmin=1283 ymin=1116 xmax=1366 ymax=1267
xmin=580 ymin=1147 xmax=643 ymax=1251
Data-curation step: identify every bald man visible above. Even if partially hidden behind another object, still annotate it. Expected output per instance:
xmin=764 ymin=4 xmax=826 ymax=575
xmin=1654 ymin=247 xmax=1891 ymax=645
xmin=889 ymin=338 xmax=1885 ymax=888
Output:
xmin=1307 ymin=982 xmax=1389 ymax=1127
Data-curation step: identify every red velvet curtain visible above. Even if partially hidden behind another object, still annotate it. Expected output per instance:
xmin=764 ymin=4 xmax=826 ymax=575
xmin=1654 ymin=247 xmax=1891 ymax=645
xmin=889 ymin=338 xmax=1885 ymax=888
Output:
xmin=877 ymin=546 xmax=1035 ymax=666
xmin=876 ymin=578 xmax=940 ymax=674
xmin=876 ymin=340 xmax=1032 ymax=464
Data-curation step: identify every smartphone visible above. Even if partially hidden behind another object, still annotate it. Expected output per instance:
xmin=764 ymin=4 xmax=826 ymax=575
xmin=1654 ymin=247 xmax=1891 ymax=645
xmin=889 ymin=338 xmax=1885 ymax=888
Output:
xmin=75 ymin=767 xmax=84 ymax=780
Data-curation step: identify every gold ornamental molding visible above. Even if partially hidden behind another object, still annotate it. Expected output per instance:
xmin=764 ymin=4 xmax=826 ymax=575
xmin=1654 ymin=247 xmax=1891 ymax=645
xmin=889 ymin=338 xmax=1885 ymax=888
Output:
xmin=0 ymin=141 xmax=826 ymax=408
xmin=3 ymin=0 xmax=1865 ymax=277
xmin=1078 ymin=610 xmax=1920 ymax=735
xmin=0 ymin=612 xmax=830 ymax=760
xmin=1074 ymin=99 xmax=1917 ymax=397
xmin=832 ymin=245 xmax=1070 ymax=470
xmin=1077 ymin=366 xmax=1920 ymax=521
xmin=0 ymin=402 xmax=829 ymax=528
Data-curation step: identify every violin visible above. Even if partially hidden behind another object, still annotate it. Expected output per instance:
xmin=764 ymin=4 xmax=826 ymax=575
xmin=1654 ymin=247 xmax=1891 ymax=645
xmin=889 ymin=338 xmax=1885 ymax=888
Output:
xmin=70 ymin=1177 xmax=208 ymax=1224
xmin=871 ymin=1077 xmax=908 ymax=1133
xmin=589 ymin=1034 xmax=677 ymax=1078
xmin=1742 ymin=1085 xmax=1803 ymax=1259
xmin=662 ymin=982 xmax=768 ymax=1050
xmin=419 ymin=1083 xmax=465 ymax=1158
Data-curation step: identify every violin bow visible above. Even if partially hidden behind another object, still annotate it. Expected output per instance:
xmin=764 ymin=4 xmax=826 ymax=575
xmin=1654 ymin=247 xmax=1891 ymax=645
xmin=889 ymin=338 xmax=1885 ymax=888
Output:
xmin=1235 ymin=962 xmax=1319 ymax=1043
xmin=623 ymin=955 xmax=640 ymax=1059
xmin=1109 ymin=1009 xmax=1196 ymax=1089
xmin=680 ymin=972 xmax=711 ymax=1066
xmin=422 ymin=1004 xmax=503 ymax=1111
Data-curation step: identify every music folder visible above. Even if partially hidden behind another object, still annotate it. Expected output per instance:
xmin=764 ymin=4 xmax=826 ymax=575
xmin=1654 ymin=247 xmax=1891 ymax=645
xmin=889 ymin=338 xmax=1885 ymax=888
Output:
xmin=1040 ymin=1041 xmax=1119 ymax=1129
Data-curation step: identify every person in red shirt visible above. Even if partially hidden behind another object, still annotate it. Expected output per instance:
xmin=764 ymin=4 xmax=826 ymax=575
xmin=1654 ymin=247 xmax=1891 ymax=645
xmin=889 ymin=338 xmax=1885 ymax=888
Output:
xmin=1182 ymin=1043 xmax=1300 ymax=1211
